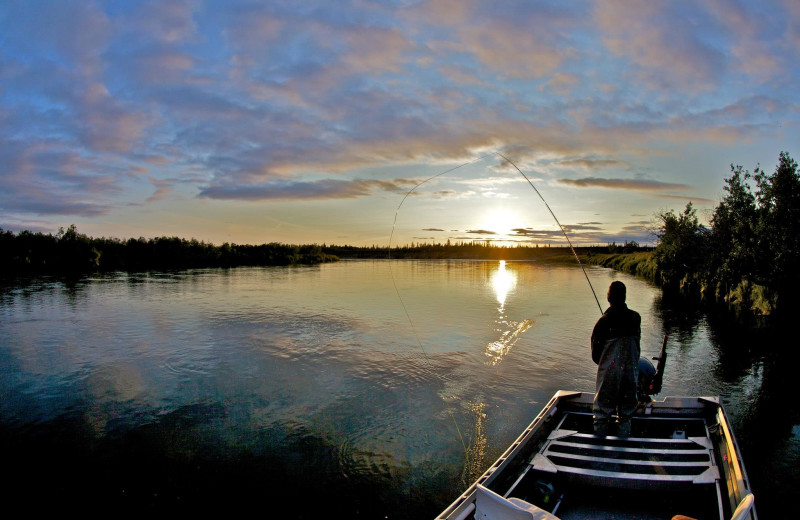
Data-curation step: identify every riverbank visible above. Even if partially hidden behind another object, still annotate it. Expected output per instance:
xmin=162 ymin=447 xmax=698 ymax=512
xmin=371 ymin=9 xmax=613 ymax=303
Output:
xmin=585 ymin=251 xmax=779 ymax=325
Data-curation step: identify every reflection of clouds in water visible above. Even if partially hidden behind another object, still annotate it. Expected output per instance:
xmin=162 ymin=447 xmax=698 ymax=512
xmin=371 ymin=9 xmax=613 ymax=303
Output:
xmin=83 ymin=361 xmax=148 ymax=436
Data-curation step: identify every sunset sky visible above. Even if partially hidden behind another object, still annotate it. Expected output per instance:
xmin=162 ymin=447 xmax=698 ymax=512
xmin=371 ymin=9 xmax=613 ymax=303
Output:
xmin=1 ymin=0 xmax=798 ymax=246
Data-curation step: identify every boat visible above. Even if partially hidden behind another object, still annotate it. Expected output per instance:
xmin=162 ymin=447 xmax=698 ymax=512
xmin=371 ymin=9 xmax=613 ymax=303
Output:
xmin=436 ymin=390 xmax=756 ymax=520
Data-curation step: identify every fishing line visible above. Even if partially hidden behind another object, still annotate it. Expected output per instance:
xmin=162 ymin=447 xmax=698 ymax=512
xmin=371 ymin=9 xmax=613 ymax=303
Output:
xmin=387 ymin=150 xmax=604 ymax=464
xmin=495 ymin=152 xmax=604 ymax=315
xmin=388 ymin=154 xmax=492 ymax=461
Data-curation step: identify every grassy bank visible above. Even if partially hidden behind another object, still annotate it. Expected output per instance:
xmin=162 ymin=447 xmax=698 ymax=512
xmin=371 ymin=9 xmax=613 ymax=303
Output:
xmin=586 ymin=251 xmax=658 ymax=281
xmin=586 ymin=251 xmax=777 ymax=323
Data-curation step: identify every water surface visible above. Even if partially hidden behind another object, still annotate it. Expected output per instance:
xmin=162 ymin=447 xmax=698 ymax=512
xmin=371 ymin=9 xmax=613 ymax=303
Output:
xmin=0 ymin=260 xmax=795 ymax=517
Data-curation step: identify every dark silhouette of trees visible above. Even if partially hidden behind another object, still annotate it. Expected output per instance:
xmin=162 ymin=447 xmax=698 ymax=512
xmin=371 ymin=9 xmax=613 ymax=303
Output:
xmin=709 ymin=165 xmax=758 ymax=287
xmin=0 ymin=228 xmax=338 ymax=275
xmin=653 ymin=151 xmax=799 ymax=318
xmin=754 ymin=152 xmax=800 ymax=293
xmin=652 ymin=202 xmax=709 ymax=289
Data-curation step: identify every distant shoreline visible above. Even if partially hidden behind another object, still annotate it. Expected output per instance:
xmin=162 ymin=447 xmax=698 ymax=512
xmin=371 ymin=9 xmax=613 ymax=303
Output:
xmin=1 ymin=225 xmax=648 ymax=275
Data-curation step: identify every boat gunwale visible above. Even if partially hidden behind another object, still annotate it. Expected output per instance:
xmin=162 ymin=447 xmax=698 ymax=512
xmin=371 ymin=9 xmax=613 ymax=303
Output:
xmin=715 ymin=405 xmax=756 ymax=519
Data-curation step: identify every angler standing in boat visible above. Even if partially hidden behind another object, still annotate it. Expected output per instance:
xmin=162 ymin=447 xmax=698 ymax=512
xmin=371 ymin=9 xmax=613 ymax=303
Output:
xmin=591 ymin=281 xmax=641 ymax=437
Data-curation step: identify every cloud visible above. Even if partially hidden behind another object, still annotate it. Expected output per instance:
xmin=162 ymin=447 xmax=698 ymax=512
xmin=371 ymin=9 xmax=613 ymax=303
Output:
xmin=593 ymin=1 xmax=725 ymax=91
xmin=558 ymin=177 xmax=689 ymax=192
xmin=0 ymin=140 xmax=118 ymax=217
xmin=77 ymin=84 xmax=152 ymax=154
xmin=621 ymin=221 xmax=654 ymax=234
xmin=145 ymin=177 xmax=174 ymax=204
xmin=198 ymin=178 xmax=415 ymax=201
xmin=555 ymin=158 xmax=629 ymax=171
xmin=465 ymin=229 xmax=497 ymax=235
xmin=2 ymin=1 xmax=113 ymax=77
xmin=540 ymin=73 xmax=580 ymax=96
xmin=127 ymin=0 xmax=199 ymax=44
xmin=512 ymin=222 xmax=602 ymax=236
xmin=0 ymin=197 xmax=110 ymax=218
xmin=409 ymin=1 xmax=574 ymax=78
xmin=654 ymin=194 xmax=717 ymax=205
xmin=508 ymin=224 xmax=655 ymax=246
xmin=705 ymin=0 xmax=784 ymax=79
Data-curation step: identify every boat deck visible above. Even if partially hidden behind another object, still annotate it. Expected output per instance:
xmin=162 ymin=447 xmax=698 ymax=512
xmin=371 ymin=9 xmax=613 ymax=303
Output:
xmin=505 ymin=411 xmax=725 ymax=520
xmin=532 ymin=412 xmax=719 ymax=487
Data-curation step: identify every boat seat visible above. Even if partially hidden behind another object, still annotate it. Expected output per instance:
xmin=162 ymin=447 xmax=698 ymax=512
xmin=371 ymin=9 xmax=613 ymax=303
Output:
xmin=671 ymin=492 xmax=754 ymax=520
xmin=530 ymin=429 xmax=720 ymax=486
xmin=474 ymin=484 xmax=560 ymax=520
xmin=730 ymin=493 xmax=755 ymax=520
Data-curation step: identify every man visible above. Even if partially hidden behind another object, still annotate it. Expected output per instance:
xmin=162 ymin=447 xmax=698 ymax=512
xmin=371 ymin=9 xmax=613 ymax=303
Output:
xmin=591 ymin=281 xmax=641 ymax=437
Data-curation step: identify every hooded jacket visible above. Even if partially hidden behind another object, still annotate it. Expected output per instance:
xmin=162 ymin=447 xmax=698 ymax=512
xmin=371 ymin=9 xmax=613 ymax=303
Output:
xmin=591 ymin=303 xmax=641 ymax=365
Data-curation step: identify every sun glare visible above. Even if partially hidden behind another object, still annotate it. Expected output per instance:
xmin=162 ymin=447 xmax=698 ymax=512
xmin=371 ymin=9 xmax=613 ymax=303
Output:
xmin=479 ymin=208 xmax=523 ymax=236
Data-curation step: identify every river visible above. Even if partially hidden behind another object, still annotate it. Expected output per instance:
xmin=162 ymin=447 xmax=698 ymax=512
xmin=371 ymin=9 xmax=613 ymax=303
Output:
xmin=0 ymin=260 xmax=796 ymax=517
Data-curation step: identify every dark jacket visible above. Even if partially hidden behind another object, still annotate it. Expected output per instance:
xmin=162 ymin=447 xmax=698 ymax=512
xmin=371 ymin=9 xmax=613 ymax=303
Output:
xmin=591 ymin=303 xmax=641 ymax=364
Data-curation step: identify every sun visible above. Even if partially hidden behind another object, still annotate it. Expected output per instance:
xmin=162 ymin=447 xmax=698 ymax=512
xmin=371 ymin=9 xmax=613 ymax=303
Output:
xmin=479 ymin=208 xmax=524 ymax=237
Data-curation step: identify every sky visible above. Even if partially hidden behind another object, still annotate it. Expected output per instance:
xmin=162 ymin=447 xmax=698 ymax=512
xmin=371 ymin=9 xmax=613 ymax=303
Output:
xmin=1 ymin=0 xmax=798 ymax=247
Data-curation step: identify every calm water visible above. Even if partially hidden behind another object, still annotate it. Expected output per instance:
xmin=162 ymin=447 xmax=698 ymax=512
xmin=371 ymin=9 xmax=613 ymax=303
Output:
xmin=0 ymin=260 xmax=796 ymax=517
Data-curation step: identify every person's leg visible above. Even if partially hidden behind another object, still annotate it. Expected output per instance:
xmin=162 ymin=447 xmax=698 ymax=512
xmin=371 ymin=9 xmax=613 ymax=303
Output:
xmin=616 ymin=415 xmax=631 ymax=437
xmin=616 ymin=339 xmax=639 ymax=438
xmin=593 ymin=407 xmax=611 ymax=436
xmin=593 ymin=368 xmax=615 ymax=436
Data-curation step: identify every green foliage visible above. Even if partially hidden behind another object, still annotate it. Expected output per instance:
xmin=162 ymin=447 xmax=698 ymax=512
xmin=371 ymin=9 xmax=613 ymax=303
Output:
xmin=652 ymin=151 xmax=799 ymax=317
xmin=754 ymin=152 xmax=800 ymax=289
xmin=652 ymin=202 xmax=709 ymax=288
xmin=589 ymin=252 xmax=657 ymax=280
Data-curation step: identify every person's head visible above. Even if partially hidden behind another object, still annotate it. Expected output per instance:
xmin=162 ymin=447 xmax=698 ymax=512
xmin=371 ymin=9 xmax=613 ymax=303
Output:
xmin=607 ymin=281 xmax=626 ymax=305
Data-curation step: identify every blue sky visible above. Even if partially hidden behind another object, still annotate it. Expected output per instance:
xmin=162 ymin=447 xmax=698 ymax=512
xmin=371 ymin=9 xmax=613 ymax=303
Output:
xmin=1 ymin=0 xmax=798 ymax=246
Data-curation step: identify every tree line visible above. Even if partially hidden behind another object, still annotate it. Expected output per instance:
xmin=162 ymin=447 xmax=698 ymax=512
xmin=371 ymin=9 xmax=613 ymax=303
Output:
xmin=651 ymin=151 xmax=799 ymax=317
xmin=0 ymin=225 xmax=338 ymax=274
xmin=327 ymin=241 xmax=646 ymax=260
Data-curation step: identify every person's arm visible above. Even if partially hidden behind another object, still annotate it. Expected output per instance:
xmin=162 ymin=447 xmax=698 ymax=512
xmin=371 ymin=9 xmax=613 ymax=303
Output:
xmin=591 ymin=317 xmax=605 ymax=364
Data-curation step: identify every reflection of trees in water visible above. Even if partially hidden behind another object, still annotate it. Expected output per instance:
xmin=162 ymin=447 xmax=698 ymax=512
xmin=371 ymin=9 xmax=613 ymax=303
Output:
xmin=731 ymin=341 xmax=799 ymax=519
xmin=655 ymin=291 xmax=761 ymax=383
xmin=654 ymin=291 xmax=704 ymax=338
xmin=0 ymin=277 xmax=87 ymax=306
xmin=658 ymin=290 xmax=797 ymax=519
